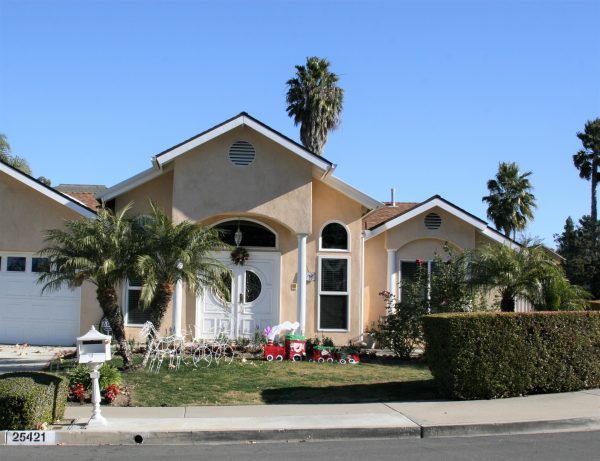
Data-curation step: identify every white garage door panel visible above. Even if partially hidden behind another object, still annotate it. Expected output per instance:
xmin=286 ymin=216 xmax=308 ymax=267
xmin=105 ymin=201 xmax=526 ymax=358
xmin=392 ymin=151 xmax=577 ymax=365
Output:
xmin=0 ymin=273 xmax=80 ymax=346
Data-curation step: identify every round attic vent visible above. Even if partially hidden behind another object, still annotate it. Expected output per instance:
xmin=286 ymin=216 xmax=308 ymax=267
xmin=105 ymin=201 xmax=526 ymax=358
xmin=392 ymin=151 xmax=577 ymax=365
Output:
xmin=228 ymin=141 xmax=256 ymax=166
xmin=424 ymin=212 xmax=442 ymax=230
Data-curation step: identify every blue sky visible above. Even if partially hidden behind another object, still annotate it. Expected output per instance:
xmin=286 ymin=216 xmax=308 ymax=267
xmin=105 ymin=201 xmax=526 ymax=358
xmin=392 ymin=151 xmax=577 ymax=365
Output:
xmin=1 ymin=0 xmax=598 ymax=247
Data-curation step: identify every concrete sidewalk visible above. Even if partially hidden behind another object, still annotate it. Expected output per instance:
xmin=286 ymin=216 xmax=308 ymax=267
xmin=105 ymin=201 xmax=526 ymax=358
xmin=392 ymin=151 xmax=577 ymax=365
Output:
xmin=6 ymin=388 xmax=595 ymax=445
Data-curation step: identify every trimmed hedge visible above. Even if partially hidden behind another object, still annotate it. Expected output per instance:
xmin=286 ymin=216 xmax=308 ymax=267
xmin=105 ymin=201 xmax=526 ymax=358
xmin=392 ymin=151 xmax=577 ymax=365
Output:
xmin=423 ymin=311 xmax=600 ymax=399
xmin=0 ymin=372 xmax=68 ymax=430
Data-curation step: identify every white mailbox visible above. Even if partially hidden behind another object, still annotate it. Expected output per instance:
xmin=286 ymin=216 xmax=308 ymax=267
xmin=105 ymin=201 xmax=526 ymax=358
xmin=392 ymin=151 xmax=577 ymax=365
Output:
xmin=77 ymin=326 xmax=112 ymax=364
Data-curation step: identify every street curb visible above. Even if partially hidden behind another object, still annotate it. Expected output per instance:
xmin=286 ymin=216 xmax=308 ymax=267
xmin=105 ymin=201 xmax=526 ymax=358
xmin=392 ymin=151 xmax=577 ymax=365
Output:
xmin=47 ymin=426 xmax=421 ymax=445
xmin=421 ymin=417 xmax=600 ymax=438
xmin=2 ymin=418 xmax=600 ymax=445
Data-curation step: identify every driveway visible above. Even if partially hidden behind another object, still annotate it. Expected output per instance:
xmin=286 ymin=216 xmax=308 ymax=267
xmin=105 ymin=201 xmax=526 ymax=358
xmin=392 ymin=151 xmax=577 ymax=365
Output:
xmin=0 ymin=344 xmax=75 ymax=375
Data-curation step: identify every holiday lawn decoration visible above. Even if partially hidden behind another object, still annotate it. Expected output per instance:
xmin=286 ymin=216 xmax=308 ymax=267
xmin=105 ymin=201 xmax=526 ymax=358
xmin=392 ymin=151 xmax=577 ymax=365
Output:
xmin=285 ymin=335 xmax=306 ymax=361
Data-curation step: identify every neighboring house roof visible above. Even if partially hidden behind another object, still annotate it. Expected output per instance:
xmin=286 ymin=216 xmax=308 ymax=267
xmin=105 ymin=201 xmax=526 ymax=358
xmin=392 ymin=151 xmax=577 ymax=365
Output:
xmin=0 ymin=159 xmax=97 ymax=218
xmin=55 ymin=184 xmax=106 ymax=210
xmin=98 ymin=112 xmax=383 ymax=210
xmin=365 ymin=195 xmax=516 ymax=247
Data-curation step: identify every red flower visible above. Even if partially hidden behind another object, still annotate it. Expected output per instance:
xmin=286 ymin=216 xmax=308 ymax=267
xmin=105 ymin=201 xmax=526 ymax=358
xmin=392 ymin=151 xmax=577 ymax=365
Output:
xmin=416 ymin=259 xmax=424 ymax=266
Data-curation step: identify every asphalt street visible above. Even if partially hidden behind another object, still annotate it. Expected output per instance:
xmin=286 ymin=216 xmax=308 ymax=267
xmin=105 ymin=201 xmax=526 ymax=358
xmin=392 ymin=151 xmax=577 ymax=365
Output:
xmin=1 ymin=430 xmax=599 ymax=461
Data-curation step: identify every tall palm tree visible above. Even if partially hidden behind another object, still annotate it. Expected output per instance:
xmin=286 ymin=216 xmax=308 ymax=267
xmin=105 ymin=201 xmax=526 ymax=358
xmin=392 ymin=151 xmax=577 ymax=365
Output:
xmin=573 ymin=118 xmax=600 ymax=248
xmin=482 ymin=162 xmax=536 ymax=239
xmin=285 ymin=56 xmax=344 ymax=156
xmin=133 ymin=202 xmax=229 ymax=364
xmin=470 ymin=242 xmax=559 ymax=312
xmin=38 ymin=205 xmax=138 ymax=368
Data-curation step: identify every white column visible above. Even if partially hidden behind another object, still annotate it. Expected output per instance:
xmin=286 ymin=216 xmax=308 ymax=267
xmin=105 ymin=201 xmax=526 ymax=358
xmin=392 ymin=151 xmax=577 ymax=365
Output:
xmin=387 ymin=249 xmax=397 ymax=297
xmin=173 ymin=278 xmax=183 ymax=338
xmin=297 ymin=233 xmax=308 ymax=335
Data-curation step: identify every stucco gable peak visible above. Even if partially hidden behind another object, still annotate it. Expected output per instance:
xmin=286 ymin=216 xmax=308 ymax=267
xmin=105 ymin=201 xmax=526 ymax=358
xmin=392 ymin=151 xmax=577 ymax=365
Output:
xmin=0 ymin=158 xmax=97 ymax=218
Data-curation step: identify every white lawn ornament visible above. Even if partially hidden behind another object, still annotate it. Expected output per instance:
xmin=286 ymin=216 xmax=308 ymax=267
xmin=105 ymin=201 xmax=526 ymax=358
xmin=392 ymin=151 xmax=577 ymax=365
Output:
xmin=139 ymin=321 xmax=184 ymax=373
xmin=267 ymin=321 xmax=300 ymax=342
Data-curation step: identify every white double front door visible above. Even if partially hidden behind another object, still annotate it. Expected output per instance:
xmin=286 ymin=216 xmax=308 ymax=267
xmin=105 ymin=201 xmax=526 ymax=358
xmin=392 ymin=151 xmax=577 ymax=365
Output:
xmin=196 ymin=251 xmax=280 ymax=339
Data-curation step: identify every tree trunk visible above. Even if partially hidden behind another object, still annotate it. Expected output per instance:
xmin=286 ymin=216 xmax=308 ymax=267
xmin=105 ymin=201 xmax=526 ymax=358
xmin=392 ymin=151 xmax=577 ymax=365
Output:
xmin=140 ymin=282 xmax=175 ymax=368
xmin=97 ymin=285 xmax=133 ymax=369
xmin=500 ymin=293 xmax=515 ymax=312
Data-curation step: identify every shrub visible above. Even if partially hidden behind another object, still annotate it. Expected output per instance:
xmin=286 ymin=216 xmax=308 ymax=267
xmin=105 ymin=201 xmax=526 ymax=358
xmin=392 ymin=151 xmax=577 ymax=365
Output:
xmin=68 ymin=363 xmax=122 ymax=390
xmin=423 ymin=311 xmax=600 ymax=399
xmin=0 ymin=372 xmax=68 ymax=430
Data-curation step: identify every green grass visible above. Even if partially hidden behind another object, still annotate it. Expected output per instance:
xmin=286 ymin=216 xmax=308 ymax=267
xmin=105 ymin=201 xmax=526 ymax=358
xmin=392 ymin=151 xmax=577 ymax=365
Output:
xmin=57 ymin=355 xmax=435 ymax=406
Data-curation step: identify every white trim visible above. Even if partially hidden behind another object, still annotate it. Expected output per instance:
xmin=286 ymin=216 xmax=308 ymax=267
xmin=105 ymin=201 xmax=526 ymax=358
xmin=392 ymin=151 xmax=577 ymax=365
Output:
xmin=97 ymin=167 xmax=166 ymax=201
xmin=318 ymin=220 xmax=351 ymax=252
xmin=209 ymin=217 xmax=279 ymax=250
xmin=297 ymin=233 xmax=308 ymax=335
xmin=0 ymin=162 xmax=96 ymax=218
xmin=317 ymin=255 xmax=351 ymax=332
xmin=366 ymin=198 xmax=487 ymax=240
xmin=319 ymin=175 xmax=383 ymax=210
xmin=359 ymin=231 xmax=365 ymax=338
xmin=155 ymin=115 xmax=332 ymax=171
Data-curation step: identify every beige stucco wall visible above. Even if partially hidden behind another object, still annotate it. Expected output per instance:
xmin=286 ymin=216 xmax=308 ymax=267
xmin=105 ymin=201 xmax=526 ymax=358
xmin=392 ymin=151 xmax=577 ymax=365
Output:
xmin=363 ymin=232 xmax=387 ymax=328
xmin=80 ymin=282 xmax=103 ymax=335
xmin=171 ymin=126 xmax=312 ymax=234
xmin=115 ymin=171 xmax=173 ymax=217
xmin=0 ymin=171 xmax=82 ymax=251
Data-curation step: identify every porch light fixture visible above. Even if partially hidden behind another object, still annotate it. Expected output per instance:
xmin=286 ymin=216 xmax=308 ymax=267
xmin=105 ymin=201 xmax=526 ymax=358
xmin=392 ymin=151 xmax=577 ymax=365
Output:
xmin=234 ymin=220 xmax=243 ymax=247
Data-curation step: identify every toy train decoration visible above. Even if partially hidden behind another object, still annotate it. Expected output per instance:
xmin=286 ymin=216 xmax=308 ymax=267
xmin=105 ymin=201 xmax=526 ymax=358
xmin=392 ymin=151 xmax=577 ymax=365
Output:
xmin=263 ymin=335 xmax=359 ymax=364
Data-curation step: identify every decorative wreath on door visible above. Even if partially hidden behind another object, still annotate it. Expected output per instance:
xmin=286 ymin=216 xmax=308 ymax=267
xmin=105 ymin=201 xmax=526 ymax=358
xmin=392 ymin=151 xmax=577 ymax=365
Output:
xmin=231 ymin=247 xmax=249 ymax=266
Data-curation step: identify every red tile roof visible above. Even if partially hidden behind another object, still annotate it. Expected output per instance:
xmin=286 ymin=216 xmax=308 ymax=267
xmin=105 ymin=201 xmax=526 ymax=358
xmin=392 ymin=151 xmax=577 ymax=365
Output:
xmin=63 ymin=191 xmax=101 ymax=210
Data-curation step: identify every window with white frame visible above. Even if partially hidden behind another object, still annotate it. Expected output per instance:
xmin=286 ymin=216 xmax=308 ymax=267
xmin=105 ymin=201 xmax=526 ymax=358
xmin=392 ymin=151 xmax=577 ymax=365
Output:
xmin=318 ymin=256 xmax=349 ymax=330
xmin=125 ymin=277 xmax=151 ymax=325
xmin=320 ymin=222 xmax=349 ymax=251
xmin=399 ymin=260 xmax=440 ymax=299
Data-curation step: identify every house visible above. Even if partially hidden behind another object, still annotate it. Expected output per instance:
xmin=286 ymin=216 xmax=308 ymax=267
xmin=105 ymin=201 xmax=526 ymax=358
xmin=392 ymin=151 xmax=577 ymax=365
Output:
xmin=0 ymin=113 xmax=519 ymax=346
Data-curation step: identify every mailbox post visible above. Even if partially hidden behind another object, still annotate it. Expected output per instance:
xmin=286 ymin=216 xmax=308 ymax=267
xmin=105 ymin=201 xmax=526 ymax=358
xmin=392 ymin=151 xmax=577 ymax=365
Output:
xmin=77 ymin=326 xmax=112 ymax=427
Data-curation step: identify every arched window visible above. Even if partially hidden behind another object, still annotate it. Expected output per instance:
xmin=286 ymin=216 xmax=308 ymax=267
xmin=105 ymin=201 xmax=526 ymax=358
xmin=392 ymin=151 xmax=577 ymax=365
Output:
xmin=214 ymin=220 xmax=277 ymax=248
xmin=320 ymin=222 xmax=349 ymax=250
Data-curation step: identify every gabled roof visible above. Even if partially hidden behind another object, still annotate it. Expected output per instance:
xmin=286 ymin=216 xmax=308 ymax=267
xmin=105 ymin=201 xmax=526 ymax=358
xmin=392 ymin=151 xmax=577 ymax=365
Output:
xmin=154 ymin=112 xmax=333 ymax=171
xmin=365 ymin=195 xmax=516 ymax=247
xmin=0 ymin=159 xmax=97 ymax=218
xmin=99 ymin=113 xmax=383 ymax=210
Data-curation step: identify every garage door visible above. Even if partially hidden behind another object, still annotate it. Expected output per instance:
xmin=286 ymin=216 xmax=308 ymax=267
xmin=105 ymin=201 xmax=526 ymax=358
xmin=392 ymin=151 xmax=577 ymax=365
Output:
xmin=0 ymin=254 xmax=80 ymax=346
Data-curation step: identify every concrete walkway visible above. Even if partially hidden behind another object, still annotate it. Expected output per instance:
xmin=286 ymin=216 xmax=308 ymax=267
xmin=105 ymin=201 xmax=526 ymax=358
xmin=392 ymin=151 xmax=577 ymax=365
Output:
xmin=10 ymin=388 xmax=596 ymax=445
xmin=0 ymin=345 xmax=75 ymax=375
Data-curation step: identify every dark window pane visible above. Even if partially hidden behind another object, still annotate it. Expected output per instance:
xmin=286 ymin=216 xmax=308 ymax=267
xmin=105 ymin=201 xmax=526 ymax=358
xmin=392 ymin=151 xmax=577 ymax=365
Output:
xmin=319 ymin=295 xmax=348 ymax=329
xmin=127 ymin=289 xmax=151 ymax=324
xmin=7 ymin=257 xmax=26 ymax=272
xmin=32 ymin=257 xmax=50 ymax=273
xmin=321 ymin=223 xmax=348 ymax=250
xmin=400 ymin=261 xmax=428 ymax=285
xmin=215 ymin=220 xmax=276 ymax=248
xmin=321 ymin=259 xmax=347 ymax=292
xmin=245 ymin=271 xmax=261 ymax=303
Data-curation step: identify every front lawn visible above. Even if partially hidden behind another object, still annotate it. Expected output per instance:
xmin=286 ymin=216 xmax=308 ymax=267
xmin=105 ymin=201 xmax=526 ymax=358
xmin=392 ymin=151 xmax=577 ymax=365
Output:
xmin=57 ymin=355 xmax=435 ymax=406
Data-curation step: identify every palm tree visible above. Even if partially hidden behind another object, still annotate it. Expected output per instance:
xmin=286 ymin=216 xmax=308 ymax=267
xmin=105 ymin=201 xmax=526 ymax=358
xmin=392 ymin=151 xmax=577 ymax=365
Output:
xmin=38 ymin=205 xmax=138 ymax=368
xmin=482 ymin=162 xmax=536 ymax=239
xmin=573 ymin=118 xmax=600 ymax=248
xmin=0 ymin=133 xmax=32 ymax=175
xmin=470 ymin=242 xmax=560 ymax=312
xmin=133 ymin=202 xmax=229 ymax=365
xmin=285 ymin=56 xmax=344 ymax=156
